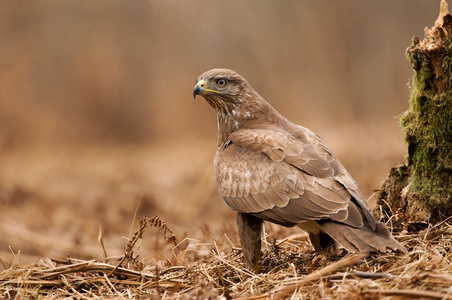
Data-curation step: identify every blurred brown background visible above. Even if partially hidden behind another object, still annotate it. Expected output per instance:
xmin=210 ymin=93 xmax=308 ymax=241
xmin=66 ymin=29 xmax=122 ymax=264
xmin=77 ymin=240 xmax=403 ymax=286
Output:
xmin=0 ymin=1 xmax=439 ymax=266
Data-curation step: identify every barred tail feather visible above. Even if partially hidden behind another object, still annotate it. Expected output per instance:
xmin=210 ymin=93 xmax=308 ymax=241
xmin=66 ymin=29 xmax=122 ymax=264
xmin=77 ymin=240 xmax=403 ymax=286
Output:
xmin=319 ymin=221 xmax=406 ymax=253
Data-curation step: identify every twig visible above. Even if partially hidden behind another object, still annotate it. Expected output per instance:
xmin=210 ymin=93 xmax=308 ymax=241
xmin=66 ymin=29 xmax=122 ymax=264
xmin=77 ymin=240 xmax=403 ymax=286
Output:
xmin=365 ymin=289 xmax=452 ymax=299
xmin=326 ymin=270 xmax=395 ymax=280
xmin=129 ymin=195 xmax=144 ymax=240
xmin=97 ymin=226 xmax=108 ymax=262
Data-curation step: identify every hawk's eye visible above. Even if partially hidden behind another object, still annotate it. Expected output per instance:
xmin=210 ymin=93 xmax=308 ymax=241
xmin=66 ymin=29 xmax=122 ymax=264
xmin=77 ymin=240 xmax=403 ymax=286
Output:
xmin=216 ymin=78 xmax=227 ymax=87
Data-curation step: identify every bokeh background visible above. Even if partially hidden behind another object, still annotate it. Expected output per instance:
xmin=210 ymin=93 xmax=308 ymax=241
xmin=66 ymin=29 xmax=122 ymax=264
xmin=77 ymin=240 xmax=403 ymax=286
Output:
xmin=0 ymin=1 xmax=440 ymax=266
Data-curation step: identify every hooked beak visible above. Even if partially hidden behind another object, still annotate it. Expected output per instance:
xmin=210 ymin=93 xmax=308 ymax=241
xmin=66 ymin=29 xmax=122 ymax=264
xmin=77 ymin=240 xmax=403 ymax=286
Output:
xmin=193 ymin=79 xmax=220 ymax=98
xmin=193 ymin=79 xmax=205 ymax=98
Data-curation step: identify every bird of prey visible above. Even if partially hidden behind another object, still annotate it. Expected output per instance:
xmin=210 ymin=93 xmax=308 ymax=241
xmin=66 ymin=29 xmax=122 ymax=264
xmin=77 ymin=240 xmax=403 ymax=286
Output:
xmin=193 ymin=68 xmax=405 ymax=273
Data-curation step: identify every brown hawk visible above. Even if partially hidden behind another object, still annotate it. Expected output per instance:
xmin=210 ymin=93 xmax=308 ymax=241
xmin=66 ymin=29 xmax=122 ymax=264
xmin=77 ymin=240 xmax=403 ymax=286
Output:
xmin=193 ymin=68 xmax=405 ymax=273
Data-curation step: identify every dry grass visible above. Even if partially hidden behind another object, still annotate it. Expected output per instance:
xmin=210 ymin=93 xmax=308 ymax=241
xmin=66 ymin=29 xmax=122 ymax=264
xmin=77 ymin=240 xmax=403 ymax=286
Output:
xmin=1 ymin=214 xmax=451 ymax=299
xmin=0 ymin=124 xmax=438 ymax=299
xmin=0 ymin=138 xmax=445 ymax=299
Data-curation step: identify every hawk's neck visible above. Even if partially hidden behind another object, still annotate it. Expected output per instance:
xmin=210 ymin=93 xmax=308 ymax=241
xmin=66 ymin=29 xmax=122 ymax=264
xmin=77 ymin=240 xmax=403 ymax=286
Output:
xmin=217 ymin=113 xmax=239 ymax=148
xmin=216 ymin=101 xmax=285 ymax=148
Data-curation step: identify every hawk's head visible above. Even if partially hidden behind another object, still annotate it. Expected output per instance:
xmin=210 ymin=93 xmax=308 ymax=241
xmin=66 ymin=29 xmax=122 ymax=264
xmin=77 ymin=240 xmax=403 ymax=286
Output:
xmin=193 ymin=69 xmax=264 ymax=118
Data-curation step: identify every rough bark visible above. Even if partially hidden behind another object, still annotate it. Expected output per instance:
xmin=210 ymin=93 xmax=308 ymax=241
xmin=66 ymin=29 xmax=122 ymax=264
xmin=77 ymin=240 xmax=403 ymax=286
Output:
xmin=376 ymin=0 xmax=452 ymax=226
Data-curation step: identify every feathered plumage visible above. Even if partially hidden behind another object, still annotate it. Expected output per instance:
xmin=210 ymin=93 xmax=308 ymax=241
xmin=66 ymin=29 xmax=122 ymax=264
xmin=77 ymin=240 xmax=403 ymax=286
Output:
xmin=194 ymin=68 xmax=405 ymax=273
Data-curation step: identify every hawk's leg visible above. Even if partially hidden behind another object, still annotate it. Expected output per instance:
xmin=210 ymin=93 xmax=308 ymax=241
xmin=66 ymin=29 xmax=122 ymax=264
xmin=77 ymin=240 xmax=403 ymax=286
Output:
xmin=237 ymin=212 xmax=263 ymax=273
xmin=308 ymin=231 xmax=337 ymax=255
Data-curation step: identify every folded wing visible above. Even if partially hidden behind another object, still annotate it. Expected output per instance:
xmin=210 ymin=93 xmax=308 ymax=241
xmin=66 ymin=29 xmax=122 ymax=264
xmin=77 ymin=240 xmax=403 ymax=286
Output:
xmin=214 ymin=128 xmax=375 ymax=230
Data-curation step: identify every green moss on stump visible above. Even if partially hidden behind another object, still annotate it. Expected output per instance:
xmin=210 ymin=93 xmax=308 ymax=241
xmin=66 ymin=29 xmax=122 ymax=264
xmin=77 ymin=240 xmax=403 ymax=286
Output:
xmin=376 ymin=1 xmax=452 ymax=224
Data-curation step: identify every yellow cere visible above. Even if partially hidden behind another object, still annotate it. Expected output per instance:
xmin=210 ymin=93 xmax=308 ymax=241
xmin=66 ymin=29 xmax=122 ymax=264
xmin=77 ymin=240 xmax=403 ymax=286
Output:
xmin=197 ymin=79 xmax=219 ymax=94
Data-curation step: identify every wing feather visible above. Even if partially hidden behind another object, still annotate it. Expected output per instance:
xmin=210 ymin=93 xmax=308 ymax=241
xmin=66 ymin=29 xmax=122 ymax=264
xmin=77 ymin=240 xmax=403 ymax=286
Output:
xmin=214 ymin=128 xmax=373 ymax=229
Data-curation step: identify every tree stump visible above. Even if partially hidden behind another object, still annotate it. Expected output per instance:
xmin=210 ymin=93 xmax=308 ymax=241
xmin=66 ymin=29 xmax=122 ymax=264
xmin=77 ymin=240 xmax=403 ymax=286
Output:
xmin=376 ymin=0 xmax=452 ymax=226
